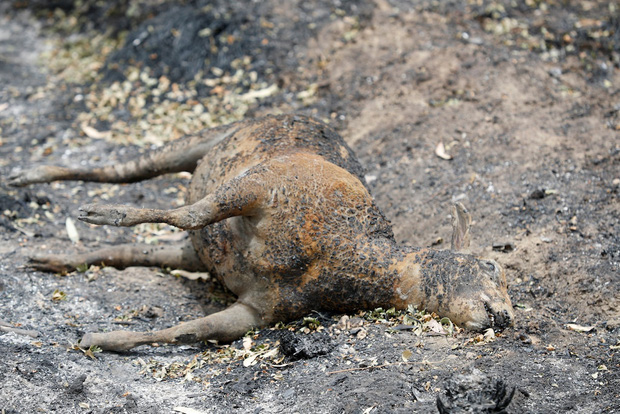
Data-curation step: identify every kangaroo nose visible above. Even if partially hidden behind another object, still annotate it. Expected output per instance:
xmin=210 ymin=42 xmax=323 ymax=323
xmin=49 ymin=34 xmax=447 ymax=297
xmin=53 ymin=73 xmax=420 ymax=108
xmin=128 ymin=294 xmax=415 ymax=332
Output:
xmin=492 ymin=308 xmax=513 ymax=330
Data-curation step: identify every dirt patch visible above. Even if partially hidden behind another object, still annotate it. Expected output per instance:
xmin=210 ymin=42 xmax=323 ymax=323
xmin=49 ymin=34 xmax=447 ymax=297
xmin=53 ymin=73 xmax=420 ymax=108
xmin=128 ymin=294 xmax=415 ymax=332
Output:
xmin=0 ymin=1 xmax=618 ymax=413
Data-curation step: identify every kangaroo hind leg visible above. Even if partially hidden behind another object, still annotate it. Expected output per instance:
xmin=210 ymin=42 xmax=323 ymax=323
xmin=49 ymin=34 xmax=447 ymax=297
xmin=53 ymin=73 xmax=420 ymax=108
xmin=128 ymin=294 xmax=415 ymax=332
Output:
xmin=8 ymin=122 xmax=245 ymax=187
xmin=29 ymin=238 xmax=206 ymax=274
xmin=79 ymin=301 xmax=262 ymax=351
xmin=77 ymin=164 xmax=269 ymax=229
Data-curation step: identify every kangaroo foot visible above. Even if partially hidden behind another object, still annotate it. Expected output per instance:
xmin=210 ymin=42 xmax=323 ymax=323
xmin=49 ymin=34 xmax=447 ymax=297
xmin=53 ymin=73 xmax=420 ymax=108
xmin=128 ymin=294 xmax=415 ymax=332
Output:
xmin=28 ymin=253 xmax=80 ymax=274
xmin=78 ymin=204 xmax=159 ymax=227
xmin=8 ymin=166 xmax=72 ymax=187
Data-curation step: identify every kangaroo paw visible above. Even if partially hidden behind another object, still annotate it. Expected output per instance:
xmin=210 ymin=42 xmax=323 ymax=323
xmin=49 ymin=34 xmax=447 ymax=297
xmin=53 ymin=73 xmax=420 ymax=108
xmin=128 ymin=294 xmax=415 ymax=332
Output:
xmin=78 ymin=204 xmax=133 ymax=226
xmin=8 ymin=166 xmax=62 ymax=187
xmin=80 ymin=331 xmax=144 ymax=352
xmin=28 ymin=253 xmax=78 ymax=274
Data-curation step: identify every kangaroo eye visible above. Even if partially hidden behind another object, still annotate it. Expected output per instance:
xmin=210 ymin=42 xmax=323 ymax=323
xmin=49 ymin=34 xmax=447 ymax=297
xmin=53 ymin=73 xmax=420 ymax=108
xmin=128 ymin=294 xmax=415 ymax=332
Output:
xmin=483 ymin=261 xmax=496 ymax=272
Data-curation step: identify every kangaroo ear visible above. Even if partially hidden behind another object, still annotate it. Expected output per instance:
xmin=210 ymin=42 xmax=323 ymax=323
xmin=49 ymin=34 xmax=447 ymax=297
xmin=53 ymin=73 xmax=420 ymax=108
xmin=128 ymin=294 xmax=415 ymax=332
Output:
xmin=450 ymin=202 xmax=472 ymax=251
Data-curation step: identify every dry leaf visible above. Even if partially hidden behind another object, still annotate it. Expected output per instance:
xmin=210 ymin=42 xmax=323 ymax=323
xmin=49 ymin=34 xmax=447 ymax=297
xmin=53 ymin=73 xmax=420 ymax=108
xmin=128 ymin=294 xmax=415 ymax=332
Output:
xmin=143 ymin=132 xmax=164 ymax=146
xmin=336 ymin=315 xmax=350 ymax=330
xmin=66 ymin=217 xmax=80 ymax=244
xmin=170 ymin=269 xmax=210 ymax=281
xmin=173 ymin=408 xmax=210 ymax=414
xmin=243 ymin=353 xmax=259 ymax=367
xmin=356 ymin=328 xmax=367 ymax=340
xmin=435 ymin=142 xmax=453 ymax=160
xmin=576 ymin=18 xmax=602 ymax=28
xmin=81 ymin=123 xmax=110 ymax=139
xmin=84 ymin=348 xmax=98 ymax=360
xmin=263 ymin=348 xmax=278 ymax=359
xmin=242 ymin=336 xmax=253 ymax=351
xmin=566 ymin=323 xmax=595 ymax=333
xmin=425 ymin=319 xmax=446 ymax=335
xmin=402 ymin=349 xmax=413 ymax=362
xmin=243 ymin=346 xmax=278 ymax=367
xmin=483 ymin=328 xmax=496 ymax=342
xmin=51 ymin=289 xmax=66 ymax=301
xmin=240 ymin=84 xmax=278 ymax=102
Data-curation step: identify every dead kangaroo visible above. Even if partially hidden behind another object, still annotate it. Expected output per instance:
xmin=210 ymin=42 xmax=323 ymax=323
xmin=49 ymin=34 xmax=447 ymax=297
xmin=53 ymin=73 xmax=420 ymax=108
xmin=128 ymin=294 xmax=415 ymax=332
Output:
xmin=9 ymin=114 xmax=513 ymax=351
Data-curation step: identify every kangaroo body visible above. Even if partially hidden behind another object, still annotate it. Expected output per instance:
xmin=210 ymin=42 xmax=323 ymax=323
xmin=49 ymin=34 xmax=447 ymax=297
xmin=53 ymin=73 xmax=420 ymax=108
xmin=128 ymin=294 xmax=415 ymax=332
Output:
xmin=9 ymin=115 xmax=513 ymax=351
xmin=188 ymin=116 xmax=397 ymax=322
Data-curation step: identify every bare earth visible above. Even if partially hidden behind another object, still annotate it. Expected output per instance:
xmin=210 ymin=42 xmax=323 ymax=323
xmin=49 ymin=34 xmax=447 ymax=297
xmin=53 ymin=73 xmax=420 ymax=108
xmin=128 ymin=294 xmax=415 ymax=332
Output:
xmin=0 ymin=1 xmax=618 ymax=413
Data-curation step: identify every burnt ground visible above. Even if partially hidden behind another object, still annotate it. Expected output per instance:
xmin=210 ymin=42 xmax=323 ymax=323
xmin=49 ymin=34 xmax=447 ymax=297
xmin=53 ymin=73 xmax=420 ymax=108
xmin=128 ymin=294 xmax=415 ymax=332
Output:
xmin=0 ymin=0 xmax=618 ymax=413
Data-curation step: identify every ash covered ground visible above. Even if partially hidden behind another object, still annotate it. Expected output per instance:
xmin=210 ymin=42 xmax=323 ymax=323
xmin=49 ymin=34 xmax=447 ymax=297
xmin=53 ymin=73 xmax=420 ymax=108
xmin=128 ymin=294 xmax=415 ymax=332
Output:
xmin=0 ymin=1 xmax=618 ymax=413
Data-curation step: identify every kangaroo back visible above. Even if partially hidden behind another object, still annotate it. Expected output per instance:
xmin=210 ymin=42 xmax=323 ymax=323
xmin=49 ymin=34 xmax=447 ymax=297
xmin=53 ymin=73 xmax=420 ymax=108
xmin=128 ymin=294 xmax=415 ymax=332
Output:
xmin=187 ymin=115 xmax=367 ymax=203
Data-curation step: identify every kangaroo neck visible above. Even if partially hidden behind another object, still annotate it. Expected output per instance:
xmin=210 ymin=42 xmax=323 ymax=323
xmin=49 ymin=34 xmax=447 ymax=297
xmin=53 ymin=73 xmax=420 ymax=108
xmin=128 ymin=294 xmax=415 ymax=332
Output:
xmin=386 ymin=245 xmax=427 ymax=310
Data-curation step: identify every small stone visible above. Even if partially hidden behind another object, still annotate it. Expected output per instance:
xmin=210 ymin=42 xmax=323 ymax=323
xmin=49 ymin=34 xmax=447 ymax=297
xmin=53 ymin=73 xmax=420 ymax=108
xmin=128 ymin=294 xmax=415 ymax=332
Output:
xmin=282 ymin=388 xmax=295 ymax=399
xmin=529 ymin=189 xmax=546 ymax=199
xmin=278 ymin=330 xmax=334 ymax=360
xmin=66 ymin=374 xmax=87 ymax=394
xmin=492 ymin=242 xmax=515 ymax=252
xmin=605 ymin=318 xmax=620 ymax=330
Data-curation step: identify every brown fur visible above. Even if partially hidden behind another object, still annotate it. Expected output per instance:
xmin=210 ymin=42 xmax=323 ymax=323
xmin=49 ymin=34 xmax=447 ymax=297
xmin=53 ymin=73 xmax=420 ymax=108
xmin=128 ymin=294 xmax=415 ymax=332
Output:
xmin=9 ymin=115 xmax=513 ymax=351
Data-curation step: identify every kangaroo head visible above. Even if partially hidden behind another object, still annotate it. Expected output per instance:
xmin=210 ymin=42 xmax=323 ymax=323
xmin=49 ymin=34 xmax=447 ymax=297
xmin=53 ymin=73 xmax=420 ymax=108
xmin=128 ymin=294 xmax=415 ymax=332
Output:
xmin=395 ymin=203 xmax=514 ymax=331
xmin=394 ymin=249 xmax=514 ymax=331
xmin=421 ymin=253 xmax=514 ymax=331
